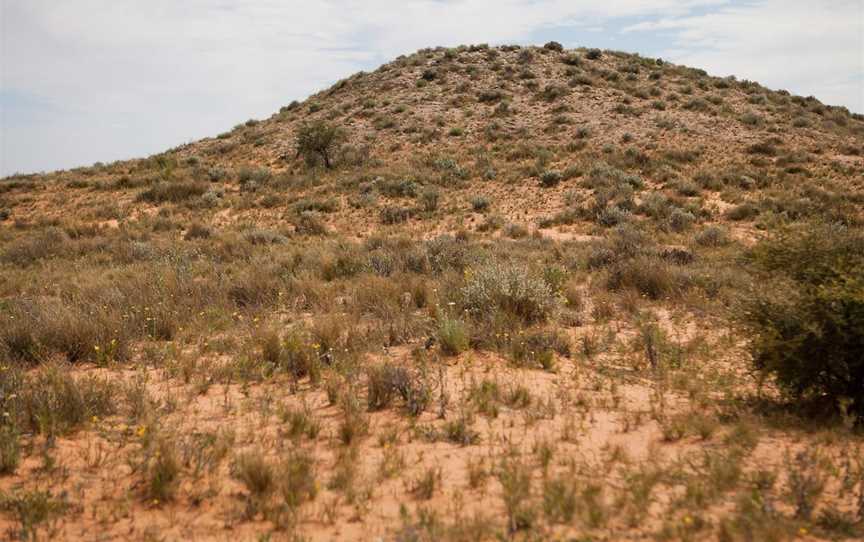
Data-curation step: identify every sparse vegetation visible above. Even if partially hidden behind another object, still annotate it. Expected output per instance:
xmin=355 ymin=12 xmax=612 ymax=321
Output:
xmin=1 ymin=42 xmax=862 ymax=541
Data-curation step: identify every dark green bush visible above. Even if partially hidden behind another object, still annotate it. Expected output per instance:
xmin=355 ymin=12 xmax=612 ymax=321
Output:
xmin=539 ymin=170 xmax=563 ymax=188
xmin=296 ymin=121 xmax=343 ymax=168
xmin=742 ymin=224 xmax=864 ymax=417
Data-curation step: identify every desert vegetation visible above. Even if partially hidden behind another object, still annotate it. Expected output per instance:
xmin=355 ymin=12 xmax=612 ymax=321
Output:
xmin=0 ymin=43 xmax=862 ymax=541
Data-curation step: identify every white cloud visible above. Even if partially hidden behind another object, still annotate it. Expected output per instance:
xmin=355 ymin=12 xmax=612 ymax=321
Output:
xmin=625 ymin=0 xmax=864 ymax=112
xmin=0 ymin=0 xmax=860 ymax=175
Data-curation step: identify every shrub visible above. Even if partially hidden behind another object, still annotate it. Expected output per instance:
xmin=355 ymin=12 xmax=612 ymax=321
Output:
xmin=539 ymin=170 xmax=563 ymax=188
xmin=541 ymin=84 xmax=568 ymax=102
xmin=380 ymin=206 xmax=413 ymax=225
xmin=561 ymin=53 xmax=580 ymax=66
xmin=585 ymin=48 xmax=602 ymax=60
xmin=543 ymin=41 xmax=563 ymax=52
xmin=232 ymin=450 xmax=274 ymax=501
xmin=0 ymin=427 xmax=19 ymax=475
xmin=367 ymin=364 xmax=410 ymax=411
xmin=461 ymin=262 xmax=559 ymax=325
xmin=470 ymin=195 xmax=490 ymax=212
xmin=296 ymin=121 xmax=343 ymax=168
xmin=366 ymin=364 xmax=429 ymax=416
xmin=378 ymin=178 xmax=418 ymax=198
xmin=277 ymin=451 xmax=317 ymax=512
xmin=509 ymin=329 xmax=570 ymax=371
xmin=10 ymin=364 xmax=117 ymax=438
xmin=244 ymin=228 xmax=289 ymax=245
xmin=478 ymin=89 xmax=506 ymax=103
xmin=695 ymin=225 xmax=730 ymax=247
xmin=206 ymin=166 xmax=228 ymax=182
xmin=675 ymin=180 xmax=701 ymax=197
xmin=0 ymin=489 xmax=69 ymax=540
xmin=504 ymin=223 xmax=529 ymax=238
xmin=419 ymin=187 xmax=440 ymax=212
xmin=138 ymin=182 xmax=207 ymax=204
xmin=498 ymin=459 xmax=535 ymax=532
xmin=145 ymin=439 xmax=180 ymax=502
xmin=437 ymin=316 xmax=469 ymax=356
xmin=293 ymin=211 xmax=328 ymax=235
xmin=726 ymin=202 xmax=760 ymax=221
xmin=237 ymin=166 xmax=272 ymax=185
xmin=741 ymin=224 xmax=864 ymax=417
xmin=1 ymin=227 xmax=69 ymax=267
xmin=183 ymin=223 xmax=212 ymax=240
xmin=596 ymin=206 xmax=629 ymax=227
xmin=668 ymin=209 xmax=696 ymax=232
xmin=273 ymin=329 xmax=320 ymax=381
xmin=606 ymin=255 xmax=688 ymax=300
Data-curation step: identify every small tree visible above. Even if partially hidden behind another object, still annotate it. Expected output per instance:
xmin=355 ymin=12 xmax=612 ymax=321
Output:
xmin=742 ymin=223 xmax=864 ymax=418
xmin=295 ymin=121 xmax=343 ymax=169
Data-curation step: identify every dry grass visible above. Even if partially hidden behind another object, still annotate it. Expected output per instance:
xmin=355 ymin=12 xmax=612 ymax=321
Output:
xmin=0 ymin=42 xmax=862 ymax=541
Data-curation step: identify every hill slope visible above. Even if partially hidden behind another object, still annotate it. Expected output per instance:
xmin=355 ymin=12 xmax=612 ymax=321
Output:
xmin=0 ymin=44 xmax=863 ymax=541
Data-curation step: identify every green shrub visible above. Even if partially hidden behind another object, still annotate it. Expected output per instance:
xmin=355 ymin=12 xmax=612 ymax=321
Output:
xmin=378 ymin=178 xmax=418 ymax=198
xmin=419 ymin=187 xmax=440 ymax=212
xmin=0 ymin=489 xmax=68 ymax=540
xmin=293 ymin=211 xmax=328 ymax=235
xmin=145 ymin=438 xmax=181 ymax=502
xmin=293 ymin=198 xmax=338 ymax=214
xmin=541 ymin=84 xmax=567 ymax=102
xmin=606 ymin=255 xmax=688 ymax=300
xmin=232 ymin=450 xmax=275 ymax=501
xmin=366 ymin=363 xmax=429 ymax=416
xmin=509 ymin=329 xmax=570 ymax=371
xmin=539 ymin=170 xmax=563 ymax=188
xmin=296 ymin=121 xmax=343 ymax=168
xmin=206 ymin=166 xmax=228 ymax=182
xmin=138 ymin=181 xmax=207 ymax=204
xmin=726 ymin=202 xmax=760 ymax=221
xmin=695 ymin=225 xmax=730 ymax=247
xmin=470 ymin=195 xmax=490 ymax=212
xmin=504 ymin=223 xmax=529 ymax=239
xmin=668 ymin=209 xmax=696 ymax=232
xmin=0 ymin=227 xmax=69 ymax=267
xmin=380 ymin=206 xmax=413 ymax=225
xmin=561 ymin=53 xmax=580 ymax=66
xmin=437 ymin=316 xmax=469 ymax=356
xmin=237 ymin=166 xmax=272 ymax=186
xmin=183 ymin=223 xmax=212 ymax=240
xmin=0 ymin=427 xmax=19 ymax=475
xmin=742 ymin=224 xmax=864 ymax=417
xmin=461 ymin=262 xmax=559 ymax=325
xmin=9 ymin=364 xmax=117 ymax=438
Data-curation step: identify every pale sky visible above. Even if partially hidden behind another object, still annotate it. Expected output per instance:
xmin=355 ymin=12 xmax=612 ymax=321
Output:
xmin=1 ymin=0 xmax=862 ymax=176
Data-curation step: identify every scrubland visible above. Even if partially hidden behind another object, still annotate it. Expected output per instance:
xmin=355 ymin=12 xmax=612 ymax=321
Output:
xmin=0 ymin=43 xmax=863 ymax=541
